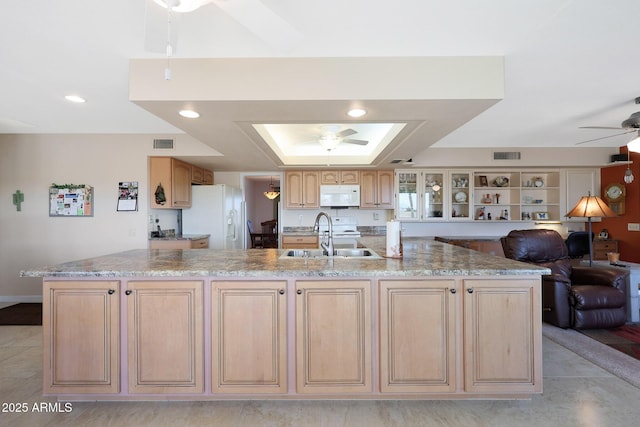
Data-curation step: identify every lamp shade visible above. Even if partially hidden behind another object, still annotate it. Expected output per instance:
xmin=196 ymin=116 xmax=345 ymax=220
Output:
xmin=565 ymin=194 xmax=616 ymax=218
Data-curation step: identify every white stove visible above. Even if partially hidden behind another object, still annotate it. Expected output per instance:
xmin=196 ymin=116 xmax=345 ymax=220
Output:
xmin=318 ymin=216 xmax=360 ymax=248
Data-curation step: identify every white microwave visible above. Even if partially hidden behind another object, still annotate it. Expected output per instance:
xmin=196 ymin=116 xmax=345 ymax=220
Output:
xmin=319 ymin=185 xmax=361 ymax=208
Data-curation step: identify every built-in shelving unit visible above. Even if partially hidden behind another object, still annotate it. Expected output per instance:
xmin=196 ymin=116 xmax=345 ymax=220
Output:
xmin=395 ymin=169 xmax=571 ymax=223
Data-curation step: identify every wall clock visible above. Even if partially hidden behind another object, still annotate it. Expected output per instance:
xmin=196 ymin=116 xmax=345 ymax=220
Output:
xmin=604 ymin=183 xmax=625 ymax=215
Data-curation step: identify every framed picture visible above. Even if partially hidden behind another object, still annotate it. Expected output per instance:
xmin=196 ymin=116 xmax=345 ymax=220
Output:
xmin=478 ymin=175 xmax=488 ymax=187
xmin=49 ymin=184 xmax=93 ymax=217
xmin=533 ymin=212 xmax=549 ymax=220
xmin=117 ymin=181 xmax=138 ymax=211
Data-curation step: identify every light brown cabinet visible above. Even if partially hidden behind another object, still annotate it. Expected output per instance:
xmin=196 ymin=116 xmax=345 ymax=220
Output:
xmin=463 ymin=279 xmax=541 ymax=394
xmin=43 ymin=280 xmax=120 ymax=394
xmin=282 ymin=235 xmax=319 ymax=249
xmin=285 ymin=171 xmax=320 ymax=209
xmin=127 ymin=280 xmax=204 ymax=394
xmin=149 ymin=157 xmax=192 ymax=208
xmin=149 ymin=237 xmax=209 ymax=249
xmin=320 ymin=170 xmax=360 ymax=185
xmin=295 ymin=280 xmax=372 ymax=394
xmin=211 ymin=281 xmax=288 ymax=394
xmin=360 ymin=170 xmax=394 ymax=208
xmin=191 ymin=165 xmax=214 ymax=185
xmin=202 ymin=168 xmax=214 ymax=185
xmin=379 ymin=280 xmax=457 ymax=393
xmin=380 ymin=278 xmax=541 ymax=395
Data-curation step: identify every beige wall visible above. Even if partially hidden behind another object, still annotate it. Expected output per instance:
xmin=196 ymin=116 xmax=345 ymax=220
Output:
xmin=0 ymin=134 xmax=217 ymax=303
xmin=0 ymin=133 xmax=612 ymax=302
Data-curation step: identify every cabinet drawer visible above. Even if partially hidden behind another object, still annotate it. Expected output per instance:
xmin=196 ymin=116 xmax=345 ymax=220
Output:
xmin=190 ymin=238 xmax=209 ymax=249
xmin=593 ymin=240 xmax=617 ymax=251
xmin=282 ymin=236 xmax=318 ymax=249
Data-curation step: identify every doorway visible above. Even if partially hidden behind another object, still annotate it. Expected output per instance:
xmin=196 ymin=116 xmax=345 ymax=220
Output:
xmin=241 ymin=173 xmax=282 ymax=248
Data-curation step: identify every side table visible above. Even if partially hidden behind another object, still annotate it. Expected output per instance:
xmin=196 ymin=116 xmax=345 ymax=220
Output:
xmin=582 ymin=259 xmax=640 ymax=323
xmin=592 ymin=239 xmax=618 ymax=261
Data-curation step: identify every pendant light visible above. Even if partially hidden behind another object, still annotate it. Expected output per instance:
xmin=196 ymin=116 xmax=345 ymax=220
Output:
xmin=263 ymin=176 xmax=280 ymax=200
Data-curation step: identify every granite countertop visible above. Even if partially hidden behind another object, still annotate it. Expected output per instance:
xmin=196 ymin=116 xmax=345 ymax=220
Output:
xmin=21 ymin=237 xmax=550 ymax=279
xmin=435 ymin=236 xmax=503 ymax=241
xmin=149 ymin=234 xmax=210 ymax=241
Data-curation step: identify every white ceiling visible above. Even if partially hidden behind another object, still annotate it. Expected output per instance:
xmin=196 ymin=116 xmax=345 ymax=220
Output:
xmin=2 ymin=0 xmax=640 ymax=171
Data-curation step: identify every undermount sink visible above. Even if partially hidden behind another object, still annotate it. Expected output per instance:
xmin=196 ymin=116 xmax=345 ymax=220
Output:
xmin=280 ymin=248 xmax=382 ymax=260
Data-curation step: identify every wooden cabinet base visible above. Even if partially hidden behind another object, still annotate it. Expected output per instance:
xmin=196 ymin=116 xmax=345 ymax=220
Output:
xmin=42 ymin=275 xmax=541 ymax=400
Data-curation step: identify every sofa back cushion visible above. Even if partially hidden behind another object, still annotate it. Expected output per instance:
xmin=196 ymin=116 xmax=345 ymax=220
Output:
xmin=502 ymin=229 xmax=572 ymax=277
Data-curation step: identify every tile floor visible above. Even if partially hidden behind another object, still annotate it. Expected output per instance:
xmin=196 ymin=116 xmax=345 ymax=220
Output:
xmin=1 ymin=325 xmax=639 ymax=427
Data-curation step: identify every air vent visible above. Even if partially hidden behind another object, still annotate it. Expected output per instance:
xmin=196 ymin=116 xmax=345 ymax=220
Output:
xmin=153 ymin=138 xmax=174 ymax=150
xmin=493 ymin=151 xmax=521 ymax=160
xmin=390 ymin=159 xmax=403 ymax=164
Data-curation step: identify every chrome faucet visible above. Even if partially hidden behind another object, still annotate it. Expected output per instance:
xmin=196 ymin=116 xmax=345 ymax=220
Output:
xmin=313 ymin=212 xmax=334 ymax=256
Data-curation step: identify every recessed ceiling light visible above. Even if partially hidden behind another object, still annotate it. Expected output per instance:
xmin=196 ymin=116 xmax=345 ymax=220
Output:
xmin=179 ymin=109 xmax=200 ymax=119
xmin=347 ymin=108 xmax=367 ymax=118
xmin=65 ymin=95 xmax=86 ymax=103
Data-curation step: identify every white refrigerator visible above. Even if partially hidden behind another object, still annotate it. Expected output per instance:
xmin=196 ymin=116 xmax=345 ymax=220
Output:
xmin=182 ymin=185 xmax=244 ymax=250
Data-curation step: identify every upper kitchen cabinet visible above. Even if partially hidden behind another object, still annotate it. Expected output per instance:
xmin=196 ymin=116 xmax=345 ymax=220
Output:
xmin=285 ymin=171 xmax=320 ymax=209
xmin=320 ymin=170 xmax=360 ymax=185
xmin=360 ymin=170 xmax=394 ymax=209
xmin=395 ymin=170 xmax=447 ymax=221
xmin=149 ymin=157 xmax=192 ymax=209
xmin=191 ymin=165 xmax=214 ymax=185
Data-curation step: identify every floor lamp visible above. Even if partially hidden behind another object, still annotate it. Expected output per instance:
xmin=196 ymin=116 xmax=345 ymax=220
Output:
xmin=565 ymin=192 xmax=616 ymax=266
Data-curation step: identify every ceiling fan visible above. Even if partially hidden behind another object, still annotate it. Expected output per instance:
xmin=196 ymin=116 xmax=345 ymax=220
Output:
xmin=312 ymin=125 xmax=369 ymax=151
xmin=144 ymin=0 xmax=302 ymax=55
xmin=577 ymin=107 xmax=640 ymax=145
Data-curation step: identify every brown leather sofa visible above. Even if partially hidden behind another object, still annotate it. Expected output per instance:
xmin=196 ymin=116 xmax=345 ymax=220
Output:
xmin=501 ymin=229 xmax=628 ymax=329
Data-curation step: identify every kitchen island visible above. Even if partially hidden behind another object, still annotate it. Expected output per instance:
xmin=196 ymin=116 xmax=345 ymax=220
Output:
xmin=22 ymin=237 xmax=549 ymax=401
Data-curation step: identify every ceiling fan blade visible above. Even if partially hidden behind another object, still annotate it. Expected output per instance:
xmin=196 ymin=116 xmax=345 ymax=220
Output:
xmin=211 ymin=0 xmax=303 ymax=51
xmin=144 ymin=0 xmax=181 ymax=54
xmin=579 ymin=126 xmax=624 ymax=130
xmin=337 ymin=128 xmax=357 ymax=138
xmin=575 ymin=130 xmax=636 ymax=145
xmin=343 ymin=139 xmax=369 ymax=146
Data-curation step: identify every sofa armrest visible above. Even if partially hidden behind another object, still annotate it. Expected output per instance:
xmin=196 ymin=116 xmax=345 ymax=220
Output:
xmin=571 ymin=266 xmax=629 ymax=290
xmin=541 ymin=273 xmax=572 ymax=328
xmin=543 ymin=273 xmax=571 ymax=288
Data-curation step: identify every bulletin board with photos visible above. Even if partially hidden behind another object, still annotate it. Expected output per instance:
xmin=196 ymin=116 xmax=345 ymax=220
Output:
xmin=49 ymin=184 xmax=93 ymax=217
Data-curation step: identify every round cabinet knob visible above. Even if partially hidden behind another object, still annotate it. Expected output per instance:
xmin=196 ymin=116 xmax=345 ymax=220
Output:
xmin=450 ymin=288 xmax=456 ymax=294
xmin=125 ymin=290 xmax=132 ymax=295
xmin=467 ymin=288 xmax=474 ymax=294
xmin=108 ymin=289 xmax=115 ymax=295
xmin=279 ymin=289 xmax=285 ymax=295
xmin=296 ymin=289 xmax=302 ymax=295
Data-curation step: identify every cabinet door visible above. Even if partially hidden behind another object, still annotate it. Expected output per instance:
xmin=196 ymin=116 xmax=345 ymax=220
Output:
xmin=379 ymin=280 xmax=457 ymax=393
xmin=422 ymin=171 xmax=445 ymax=220
xmin=191 ymin=165 xmax=204 ymax=184
xmin=127 ymin=281 xmax=204 ymax=394
xmin=340 ymin=170 xmax=360 ymax=184
xmin=463 ymin=279 xmax=542 ymax=394
xmin=377 ymin=170 xmax=395 ymax=208
xmin=149 ymin=157 xmax=173 ymax=209
xmin=361 ymin=170 xmax=393 ymax=208
xmin=285 ymin=171 xmax=304 ymax=208
xmin=171 ymin=158 xmax=192 ymax=207
xmin=295 ymin=280 xmax=371 ymax=394
xmin=360 ymin=170 xmax=378 ymax=208
xmin=43 ymin=281 xmax=120 ymax=394
xmin=320 ymin=170 xmax=340 ymax=184
xmin=302 ymin=171 xmax=320 ymax=208
xmin=396 ymin=171 xmax=419 ymax=220
xmin=212 ymin=281 xmax=287 ymax=394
